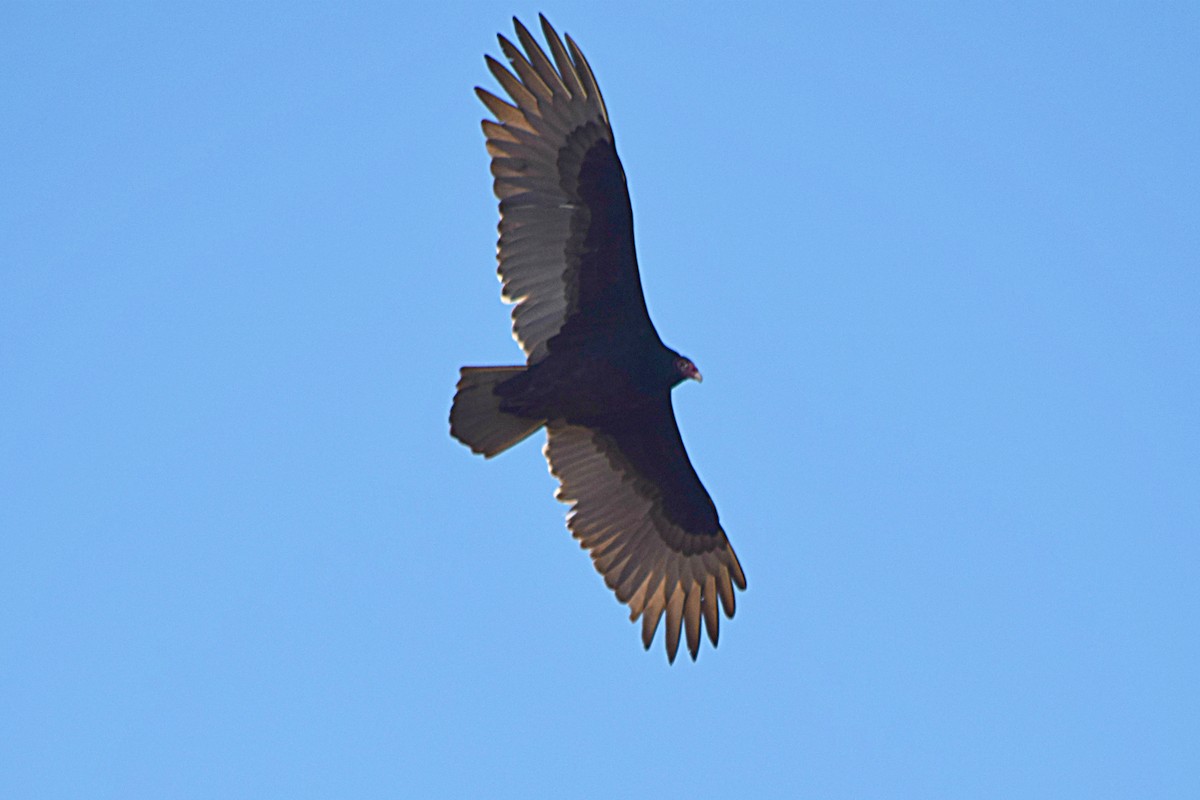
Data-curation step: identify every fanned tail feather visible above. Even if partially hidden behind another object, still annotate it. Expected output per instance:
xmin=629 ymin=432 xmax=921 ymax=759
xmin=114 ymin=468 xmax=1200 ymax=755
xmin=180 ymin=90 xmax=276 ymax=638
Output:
xmin=450 ymin=366 xmax=544 ymax=458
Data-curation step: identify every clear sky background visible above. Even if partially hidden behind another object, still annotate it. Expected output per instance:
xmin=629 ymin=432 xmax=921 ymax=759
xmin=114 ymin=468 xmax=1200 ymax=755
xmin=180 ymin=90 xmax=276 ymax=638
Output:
xmin=3 ymin=2 xmax=1197 ymax=798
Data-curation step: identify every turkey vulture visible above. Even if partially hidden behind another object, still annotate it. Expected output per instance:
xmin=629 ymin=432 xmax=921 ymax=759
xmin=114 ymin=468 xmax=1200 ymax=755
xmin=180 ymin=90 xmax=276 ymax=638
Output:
xmin=450 ymin=15 xmax=745 ymax=662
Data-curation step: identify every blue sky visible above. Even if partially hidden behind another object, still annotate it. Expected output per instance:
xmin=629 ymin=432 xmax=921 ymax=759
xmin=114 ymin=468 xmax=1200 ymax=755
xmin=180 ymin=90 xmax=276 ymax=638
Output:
xmin=2 ymin=2 xmax=1197 ymax=797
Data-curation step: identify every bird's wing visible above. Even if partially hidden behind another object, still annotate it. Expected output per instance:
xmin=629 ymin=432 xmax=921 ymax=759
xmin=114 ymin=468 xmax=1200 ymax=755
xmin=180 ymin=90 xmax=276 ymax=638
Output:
xmin=543 ymin=400 xmax=746 ymax=662
xmin=480 ymin=15 xmax=655 ymax=365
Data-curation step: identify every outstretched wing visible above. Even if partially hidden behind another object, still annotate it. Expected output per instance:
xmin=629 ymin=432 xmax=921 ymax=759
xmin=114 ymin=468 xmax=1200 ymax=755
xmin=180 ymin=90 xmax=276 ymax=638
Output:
xmin=543 ymin=401 xmax=746 ymax=662
xmin=479 ymin=15 xmax=656 ymax=364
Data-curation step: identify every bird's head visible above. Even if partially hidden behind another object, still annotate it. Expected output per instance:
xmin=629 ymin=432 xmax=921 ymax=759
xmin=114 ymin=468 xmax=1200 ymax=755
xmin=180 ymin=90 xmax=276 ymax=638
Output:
xmin=673 ymin=356 xmax=703 ymax=386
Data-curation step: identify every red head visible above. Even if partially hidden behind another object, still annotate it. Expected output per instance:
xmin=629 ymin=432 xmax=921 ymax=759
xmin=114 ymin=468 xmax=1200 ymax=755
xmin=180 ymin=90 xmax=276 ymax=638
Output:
xmin=675 ymin=357 xmax=703 ymax=384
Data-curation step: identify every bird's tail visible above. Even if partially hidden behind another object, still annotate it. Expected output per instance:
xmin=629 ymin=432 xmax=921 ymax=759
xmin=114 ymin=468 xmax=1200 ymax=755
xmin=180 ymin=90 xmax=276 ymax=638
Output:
xmin=450 ymin=366 xmax=544 ymax=458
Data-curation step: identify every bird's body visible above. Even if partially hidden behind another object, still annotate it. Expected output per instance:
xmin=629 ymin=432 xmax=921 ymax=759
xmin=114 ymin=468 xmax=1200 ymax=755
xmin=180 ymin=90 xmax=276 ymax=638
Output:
xmin=496 ymin=335 xmax=678 ymax=421
xmin=450 ymin=16 xmax=745 ymax=662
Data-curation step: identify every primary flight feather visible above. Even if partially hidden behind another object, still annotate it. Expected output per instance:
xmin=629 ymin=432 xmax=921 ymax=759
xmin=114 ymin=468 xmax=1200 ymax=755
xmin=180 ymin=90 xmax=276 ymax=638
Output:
xmin=450 ymin=15 xmax=745 ymax=662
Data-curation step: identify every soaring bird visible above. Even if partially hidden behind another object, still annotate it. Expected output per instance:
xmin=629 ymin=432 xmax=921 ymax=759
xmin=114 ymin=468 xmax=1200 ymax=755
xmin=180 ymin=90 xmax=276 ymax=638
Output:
xmin=450 ymin=16 xmax=745 ymax=662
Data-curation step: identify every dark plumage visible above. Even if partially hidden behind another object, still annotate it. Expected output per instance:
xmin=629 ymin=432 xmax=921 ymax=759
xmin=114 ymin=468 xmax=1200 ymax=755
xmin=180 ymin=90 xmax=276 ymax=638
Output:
xmin=450 ymin=16 xmax=745 ymax=662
